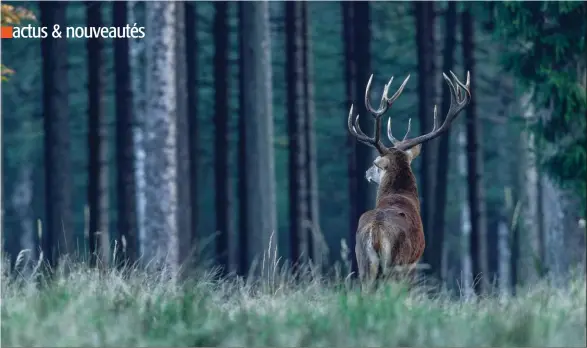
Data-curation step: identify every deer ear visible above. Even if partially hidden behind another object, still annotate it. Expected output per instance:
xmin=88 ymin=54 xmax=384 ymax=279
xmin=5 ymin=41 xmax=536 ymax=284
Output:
xmin=406 ymin=145 xmax=422 ymax=162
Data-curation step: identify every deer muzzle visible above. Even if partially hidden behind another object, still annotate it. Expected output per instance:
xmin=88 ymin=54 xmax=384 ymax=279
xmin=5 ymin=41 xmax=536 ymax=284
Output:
xmin=365 ymin=164 xmax=382 ymax=185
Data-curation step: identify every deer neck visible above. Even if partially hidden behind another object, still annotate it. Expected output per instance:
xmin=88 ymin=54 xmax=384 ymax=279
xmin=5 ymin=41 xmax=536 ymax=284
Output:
xmin=375 ymin=165 xmax=419 ymax=207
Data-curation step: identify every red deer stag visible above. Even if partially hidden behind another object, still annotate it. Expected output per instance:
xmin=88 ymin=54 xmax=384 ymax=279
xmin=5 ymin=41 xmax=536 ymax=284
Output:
xmin=349 ymin=71 xmax=471 ymax=289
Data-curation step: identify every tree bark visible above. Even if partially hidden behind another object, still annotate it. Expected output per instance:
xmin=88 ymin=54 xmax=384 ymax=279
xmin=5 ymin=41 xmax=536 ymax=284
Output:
xmin=496 ymin=76 xmax=513 ymax=294
xmin=511 ymin=123 xmax=525 ymax=293
xmin=462 ymin=7 xmax=488 ymax=295
xmin=86 ymin=1 xmax=110 ymax=268
xmin=237 ymin=1 xmax=249 ymax=276
xmin=144 ymin=1 xmax=179 ymax=272
xmin=559 ymin=191 xmax=585 ymax=273
xmin=10 ymin=164 xmax=35 ymax=276
xmin=185 ymin=2 xmax=199 ymax=264
xmin=540 ymin=103 xmax=581 ymax=280
xmin=536 ymin=150 xmax=546 ymax=276
xmin=341 ymin=1 xmax=357 ymax=275
xmin=240 ymin=1 xmax=277 ymax=274
xmin=519 ymin=92 xmax=541 ymax=285
xmin=431 ymin=0 xmax=456 ymax=282
xmin=458 ymin=127 xmax=473 ymax=297
xmin=414 ymin=1 xmax=436 ymax=273
xmin=301 ymin=1 xmax=324 ymax=267
xmin=40 ymin=1 xmax=73 ymax=269
xmin=175 ymin=3 xmax=192 ymax=274
xmin=213 ymin=1 xmax=231 ymax=274
xmin=353 ymin=1 xmax=375 ymax=253
xmin=114 ymin=1 xmax=138 ymax=266
xmin=128 ymin=0 xmax=146 ymax=262
xmin=285 ymin=0 xmax=308 ymax=264
xmin=342 ymin=1 xmax=374 ymax=277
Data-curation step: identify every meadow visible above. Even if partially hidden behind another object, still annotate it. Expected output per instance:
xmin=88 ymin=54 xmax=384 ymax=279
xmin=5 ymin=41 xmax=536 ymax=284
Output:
xmin=2 ymin=250 xmax=585 ymax=347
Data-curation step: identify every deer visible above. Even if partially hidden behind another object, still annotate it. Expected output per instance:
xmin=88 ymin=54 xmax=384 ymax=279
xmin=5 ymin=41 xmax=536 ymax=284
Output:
xmin=348 ymin=71 xmax=471 ymax=290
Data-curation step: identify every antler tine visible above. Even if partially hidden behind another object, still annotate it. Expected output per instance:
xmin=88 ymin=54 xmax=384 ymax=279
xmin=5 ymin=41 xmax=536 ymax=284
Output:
xmin=403 ymin=118 xmax=412 ymax=141
xmin=348 ymin=105 xmax=370 ymax=143
xmin=364 ymin=74 xmax=391 ymax=117
xmin=350 ymin=74 xmax=413 ymax=154
xmin=444 ymin=70 xmax=471 ymax=123
xmin=393 ymin=71 xmax=471 ymax=151
xmin=384 ymin=74 xmax=411 ymax=146
xmin=387 ymin=118 xmax=399 ymax=144
xmin=387 ymin=117 xmax=412 ymax=146
xmin=431 ymin=105 xmax=439 ymax=132
xmin=348 ymin=104 xmax=387 ymax=154
xmin=386 ymin=74 xmax=411 ymax=106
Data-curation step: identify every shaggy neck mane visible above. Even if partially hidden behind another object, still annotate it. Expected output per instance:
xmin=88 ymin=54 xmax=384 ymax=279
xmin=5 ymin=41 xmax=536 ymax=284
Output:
xmin=375 ymin=159 xmax=419 ymax=207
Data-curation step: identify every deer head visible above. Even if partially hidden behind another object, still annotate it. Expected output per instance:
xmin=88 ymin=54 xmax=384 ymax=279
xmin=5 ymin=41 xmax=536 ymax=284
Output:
xmin=348 ymin=71 xmax=471 ymax=289
xmin=350 ymin=71 xmax=470 ymax=201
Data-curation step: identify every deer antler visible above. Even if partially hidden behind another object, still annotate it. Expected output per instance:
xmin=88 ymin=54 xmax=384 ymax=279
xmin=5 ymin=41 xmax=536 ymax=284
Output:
xmin=389 ymin=71 xmax=471 ymax=151
xmin=348 ymin=74 xmax=411 ymax=155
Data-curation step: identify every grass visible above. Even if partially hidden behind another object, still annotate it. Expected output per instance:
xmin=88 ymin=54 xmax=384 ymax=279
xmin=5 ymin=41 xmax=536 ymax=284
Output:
xmin=1 ymin=253 xmax=586 ymax=347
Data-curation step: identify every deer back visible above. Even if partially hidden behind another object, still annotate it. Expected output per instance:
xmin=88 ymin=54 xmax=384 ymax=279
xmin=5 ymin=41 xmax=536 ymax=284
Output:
xmin=373 ymin=192 xmax=424 ymax=265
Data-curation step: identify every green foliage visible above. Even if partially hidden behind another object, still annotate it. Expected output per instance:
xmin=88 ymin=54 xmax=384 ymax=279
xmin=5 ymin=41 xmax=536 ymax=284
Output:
xmin=1 ymin=263 xmax=585 ymax=346
xmin=493 ymin=2 xmax=587 ymax=207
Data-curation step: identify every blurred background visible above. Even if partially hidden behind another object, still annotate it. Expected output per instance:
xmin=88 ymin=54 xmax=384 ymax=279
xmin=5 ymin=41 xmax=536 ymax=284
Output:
xmin=1 ymin=1 xmax=585 ymax=296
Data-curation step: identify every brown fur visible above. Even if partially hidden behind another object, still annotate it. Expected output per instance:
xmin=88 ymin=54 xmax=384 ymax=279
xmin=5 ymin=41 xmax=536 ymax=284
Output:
xmin=355 ymin=147 xmax=425 ymax=289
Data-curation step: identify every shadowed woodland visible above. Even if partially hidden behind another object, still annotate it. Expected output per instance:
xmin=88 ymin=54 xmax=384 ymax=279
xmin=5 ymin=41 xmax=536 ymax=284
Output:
xmin=2 ymin=1 xmax=586 ymax=298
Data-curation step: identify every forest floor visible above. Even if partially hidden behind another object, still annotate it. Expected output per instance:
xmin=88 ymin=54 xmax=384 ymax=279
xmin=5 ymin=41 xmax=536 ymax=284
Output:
xmin=1 ymin=254 xmax=586 ymax=347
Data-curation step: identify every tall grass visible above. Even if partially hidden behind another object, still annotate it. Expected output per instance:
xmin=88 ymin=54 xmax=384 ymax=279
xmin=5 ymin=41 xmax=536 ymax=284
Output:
xmin=1 ymin=245 xmax=585 ymax=347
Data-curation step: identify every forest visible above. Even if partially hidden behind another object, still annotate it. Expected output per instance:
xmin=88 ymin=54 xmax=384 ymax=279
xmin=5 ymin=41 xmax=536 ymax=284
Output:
xmin=1 ymin=1 xmax=586 ymax=346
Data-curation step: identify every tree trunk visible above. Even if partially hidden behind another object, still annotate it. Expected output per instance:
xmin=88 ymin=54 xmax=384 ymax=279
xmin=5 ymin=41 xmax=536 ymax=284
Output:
xmin=114 ymin=1 xmax=138 ymax=266
xmin=40 ymin=1 xmax=73 ymax=269
xmin=519 ymin=92 xmax=541 ymax=285
xmin=486 ymin=218 xmax=499 ymax=286
xmin=301 ymin=2 xmax=324 ymax=268
xmin=10 ymin=164 xmax=35 ymax=275
xmin=496 ymin=77 xmax=513 ymax=294
xmin=510 ymin=124 xmax=525 ymax=293
xmin=559 ymin=191 xmax=585 ymax=273
xmin=175 ymin=3 xmax=192 ymax=274
xmin=414 ymin=1 xmax=436 ymax=274
xmin=536 ymin=151 xmax=546 ymax=276
xmin=240 ymin=1 xmax=277 ymax=274
xmin=462 ymin=7 xmax=488 ymax=295
xmin=353 ymin=1 xmax=374 ymax=262
xmin=86 ymin=1 xmax=110 ymax=268
xmin=237 ymin=1 xmax=249 ymax=276
xmin=213 ymin=1 xmax=231 ymax=274
xmin=431 ymin=0 xmax=456 ymax=283
xmin=143 ymin=1 xmax=179 ymax=272
xmin=541 ymin=107 xmax=580 ymax=280
xmin=342 ymin=1 xmax=374 ymax=277
xmin=458 ymin=127 xmax=473 ymax=297
xmin=497 ymin=208 xmax=511 ymax=293
xmin=128 ymin=0 xmax=147 ymax=260
xmin=341 ymin=1 xmax=357 ymax=275
xmin=285 ymin=0 xmax=308 ymax=264
xmin=185 ymin=2 xmax=199 ymax=264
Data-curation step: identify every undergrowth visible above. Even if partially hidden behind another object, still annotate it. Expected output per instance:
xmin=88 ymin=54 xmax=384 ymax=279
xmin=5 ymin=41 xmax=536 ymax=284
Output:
xmin=1 ymin=249 xmax=585 ymax=347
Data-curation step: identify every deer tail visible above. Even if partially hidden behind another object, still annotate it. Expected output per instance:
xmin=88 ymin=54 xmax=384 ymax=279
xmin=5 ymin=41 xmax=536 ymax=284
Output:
xmin=379 ymin=235 xmax=393 ymax=277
